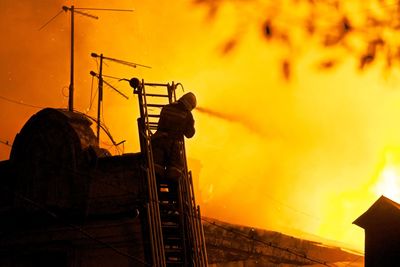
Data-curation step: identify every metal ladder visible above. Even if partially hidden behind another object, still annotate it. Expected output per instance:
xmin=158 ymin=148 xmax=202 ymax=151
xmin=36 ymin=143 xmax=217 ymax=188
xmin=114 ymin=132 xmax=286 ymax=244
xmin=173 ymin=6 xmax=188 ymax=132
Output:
xmin=132 ymin=79 xmax=208 ymax=267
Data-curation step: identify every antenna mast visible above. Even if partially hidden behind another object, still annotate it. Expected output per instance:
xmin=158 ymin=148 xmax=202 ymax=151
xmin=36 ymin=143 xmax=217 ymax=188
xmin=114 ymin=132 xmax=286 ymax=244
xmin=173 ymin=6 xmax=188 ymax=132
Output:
xmin=69 ymin=5 xmax=75 ymax=112
xmin=62 ymin=5 xmax=99 ymax=111
xmin=40 ymin=6 xmax=134 ymax=112
xmin=90 ymin=53 xmax=149 ymax=143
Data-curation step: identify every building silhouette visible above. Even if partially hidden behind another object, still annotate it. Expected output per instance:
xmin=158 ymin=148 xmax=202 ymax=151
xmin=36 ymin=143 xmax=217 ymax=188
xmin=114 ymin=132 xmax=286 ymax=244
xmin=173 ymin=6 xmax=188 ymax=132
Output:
xmin=354 ymin=195 xmax=400 ymax=267
xmin=0 ymin=80 xmax=208 ymax=267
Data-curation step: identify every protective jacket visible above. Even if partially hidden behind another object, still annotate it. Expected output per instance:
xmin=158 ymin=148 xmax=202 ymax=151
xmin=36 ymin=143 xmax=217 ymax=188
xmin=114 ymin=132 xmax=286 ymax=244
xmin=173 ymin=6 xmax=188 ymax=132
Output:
xmin=156 ymin=101 xmax=195 ymax=139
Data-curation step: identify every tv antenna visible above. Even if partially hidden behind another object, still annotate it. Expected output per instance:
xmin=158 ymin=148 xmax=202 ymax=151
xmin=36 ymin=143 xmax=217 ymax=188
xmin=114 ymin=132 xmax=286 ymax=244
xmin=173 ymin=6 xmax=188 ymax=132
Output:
xmin=90 ymin=53 xmax=151 ymax=143
xmin=39 ymin=5 xmax=134 ymax=112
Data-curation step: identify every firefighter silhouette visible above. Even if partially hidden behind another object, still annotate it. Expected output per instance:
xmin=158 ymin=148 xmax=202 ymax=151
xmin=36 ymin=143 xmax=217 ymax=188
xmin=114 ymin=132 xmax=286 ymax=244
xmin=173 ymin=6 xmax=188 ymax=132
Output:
xmin=151 ymin=92 xmax=196 ymax=182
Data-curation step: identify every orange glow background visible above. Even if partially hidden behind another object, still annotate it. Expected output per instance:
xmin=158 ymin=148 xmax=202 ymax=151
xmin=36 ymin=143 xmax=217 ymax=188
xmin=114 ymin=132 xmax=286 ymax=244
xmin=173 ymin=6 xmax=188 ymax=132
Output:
xmin=2 ymin=0 xmax=400 ymax=252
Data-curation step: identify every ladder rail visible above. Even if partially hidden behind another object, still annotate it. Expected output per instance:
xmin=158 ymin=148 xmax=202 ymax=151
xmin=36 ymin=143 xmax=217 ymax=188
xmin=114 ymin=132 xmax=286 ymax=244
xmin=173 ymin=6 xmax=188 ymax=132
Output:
xmin=188 ymin=172 xmax=205 ymax=266
xmin=143 ymin=82 xmax=167 ymax=267
xmin=198 ymin=205 xmax=208 ymax=267
xmin=167 ymin=82 xmax=208 ymax=266
xmin=176 ymin=179 xmax=189 ymax=266
xmin=179 ymin=139 xmax=209 ymax=266
xmin=180 ymin=165 xmax=194 ymax=265
xmin=138 ymin=121 xmax=162 ymax=266
xmin=137 ymin=83 xmax=166 ymax=267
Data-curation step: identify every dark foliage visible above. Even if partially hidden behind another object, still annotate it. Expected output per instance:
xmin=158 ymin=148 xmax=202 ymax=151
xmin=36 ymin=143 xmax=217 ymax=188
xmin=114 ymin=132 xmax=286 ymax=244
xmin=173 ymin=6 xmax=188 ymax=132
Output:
xmin=193 ymin=0 xmax=400 ymax=79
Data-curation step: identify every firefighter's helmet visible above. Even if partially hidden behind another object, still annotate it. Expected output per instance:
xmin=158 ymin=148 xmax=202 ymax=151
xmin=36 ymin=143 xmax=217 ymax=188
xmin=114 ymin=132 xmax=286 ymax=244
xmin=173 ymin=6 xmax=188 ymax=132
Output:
xmin=178 ymin=92 xmax=197 ymax=111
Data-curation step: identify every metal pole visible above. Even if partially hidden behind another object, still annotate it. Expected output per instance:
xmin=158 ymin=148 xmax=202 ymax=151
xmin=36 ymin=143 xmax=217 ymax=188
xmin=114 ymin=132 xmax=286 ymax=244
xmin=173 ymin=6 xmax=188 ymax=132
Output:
xmin=97 ymin=54 xmax=104 ymax=144
xmin=68 ymin=5 xmax=75 ymax=111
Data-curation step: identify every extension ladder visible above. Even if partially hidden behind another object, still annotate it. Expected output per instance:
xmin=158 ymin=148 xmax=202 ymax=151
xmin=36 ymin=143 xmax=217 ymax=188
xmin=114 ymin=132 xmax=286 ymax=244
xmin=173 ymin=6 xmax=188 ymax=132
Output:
xmin=132 ymin=78 xmax=208 ymax=267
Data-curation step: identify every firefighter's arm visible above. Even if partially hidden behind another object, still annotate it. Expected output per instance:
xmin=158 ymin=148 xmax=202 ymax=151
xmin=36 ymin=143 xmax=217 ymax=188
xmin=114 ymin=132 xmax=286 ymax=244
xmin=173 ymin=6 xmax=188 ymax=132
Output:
xmin=184 ymin=112 xmax=195 ymax=138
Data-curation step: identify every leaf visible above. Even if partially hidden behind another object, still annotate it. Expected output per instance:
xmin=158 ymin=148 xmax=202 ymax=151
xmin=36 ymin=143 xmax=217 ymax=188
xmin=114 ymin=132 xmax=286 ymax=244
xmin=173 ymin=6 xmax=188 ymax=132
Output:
xmin=323 ymin=17 xmax=352 ymax=47
xmin=263 ymin=20 xmax=273 ymax=39
xmin=342 ymin=17 xmax=352 ymax=32
xmin=386 ymin=52 xmax=392 ymax=69
xmin=358 ymin=38 xmax=384 ymax=69
xmin=318 ymin=60 xmax=337 ymax=70
xmin=306 ymin=19 xmax=315 ymax=35
xmin=359 ymin=54 xmax=374 ymax=70
xmin=221 ymin=39 xmax=237 ymax=55
xmin=282 ymin=60 xmax=291 ymax=81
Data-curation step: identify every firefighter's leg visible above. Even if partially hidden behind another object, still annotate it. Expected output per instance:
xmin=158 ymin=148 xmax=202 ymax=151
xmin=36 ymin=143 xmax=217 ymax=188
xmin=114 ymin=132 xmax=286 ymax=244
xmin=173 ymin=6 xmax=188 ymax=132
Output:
xmin=151 ymin=135 xmax=166 ymax=178
xmin=166 ymin=140 xmax=184 ymax=182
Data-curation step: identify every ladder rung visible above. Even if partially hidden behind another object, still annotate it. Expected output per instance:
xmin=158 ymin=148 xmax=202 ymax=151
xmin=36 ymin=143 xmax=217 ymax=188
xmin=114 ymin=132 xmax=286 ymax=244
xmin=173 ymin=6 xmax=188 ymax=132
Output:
xmin=148 ymin=114 xmax=160 ymax=118
xmin=162 ymin=221 xmax=179 ymax=227
xmin=145 ymin=93 xmax=169 ymax=97
xmin=164 ymin=240 xmax=182 ymax=247
xmin=165 ymin=248 xmax=183 ymax=254
xmin=165 ymin=245 xmax=182 ymax=250
xmin=144 ymin=82 xmax=169 ymax=87
xmin=147 ymin=104 xmax=165 ymax=108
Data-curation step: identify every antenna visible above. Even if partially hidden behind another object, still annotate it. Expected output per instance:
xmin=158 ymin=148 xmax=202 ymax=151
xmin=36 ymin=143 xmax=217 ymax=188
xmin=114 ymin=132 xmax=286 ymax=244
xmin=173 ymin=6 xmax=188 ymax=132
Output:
xmin=62 ymin=6 xmax=99 ymax=112
xmin=90 ymin=52 xmax=150 ymax=143
xmin=90 ymin=69 xmax=129 ymax=143
xmin=39 ymin=6 xmax=134 ymax=112
xmin=91 ymin=53 xmax=152 ymax=69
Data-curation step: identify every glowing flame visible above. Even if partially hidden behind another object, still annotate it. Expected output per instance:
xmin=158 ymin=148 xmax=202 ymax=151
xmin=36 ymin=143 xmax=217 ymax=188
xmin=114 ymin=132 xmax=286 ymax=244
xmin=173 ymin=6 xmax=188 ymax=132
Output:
xmin=374 ymin=165 xmax=400 ymax=203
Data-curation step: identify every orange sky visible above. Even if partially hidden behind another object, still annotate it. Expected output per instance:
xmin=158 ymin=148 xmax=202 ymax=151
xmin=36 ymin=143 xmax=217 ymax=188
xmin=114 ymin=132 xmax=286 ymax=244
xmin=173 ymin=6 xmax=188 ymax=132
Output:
xmin=3 ymin=0 xmax=400 ymax=252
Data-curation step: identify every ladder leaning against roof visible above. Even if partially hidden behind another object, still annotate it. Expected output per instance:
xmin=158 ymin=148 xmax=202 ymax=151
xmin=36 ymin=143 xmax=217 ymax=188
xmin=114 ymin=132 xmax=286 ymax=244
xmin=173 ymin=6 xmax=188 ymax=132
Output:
xmin=131 ymin=78 xmax=208 ymax=267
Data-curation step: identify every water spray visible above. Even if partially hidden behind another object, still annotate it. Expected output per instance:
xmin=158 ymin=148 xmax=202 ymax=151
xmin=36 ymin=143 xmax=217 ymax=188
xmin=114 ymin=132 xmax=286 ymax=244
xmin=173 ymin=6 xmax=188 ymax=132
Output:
xmin=196 ymin=106 xmax=265 ymax=136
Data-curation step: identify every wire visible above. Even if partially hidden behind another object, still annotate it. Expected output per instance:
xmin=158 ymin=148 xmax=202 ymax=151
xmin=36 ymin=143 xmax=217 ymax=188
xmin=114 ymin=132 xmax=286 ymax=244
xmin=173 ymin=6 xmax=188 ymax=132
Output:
xmin=100 ymin=99 xmax=123 ymax=155
xmin=201 ymin=217 xmax=334 ymax=266
xmin=83 ymin=135 xmax=327 ymax=261
xmin=87 ymin=57 xmax=101 ymax=112
xmin=0 ymin=89 xmax=355 ymax=265
xmin=38 ymin=9 xmax=64 ymax=31
xmin=1 ymin=186 xmax=150 ymax=266
xmin=0 ymin=152 xmax=349 ymax=266
xmin=102 ymin=56 xmax=151 ymax=69
xmin=91 ymin=175 xmax=337 ymax=266
xmin=87 ymin=75 xmax=98 ymax=113
xmin=103 ymin=74 xmax=124 ymax=80
xmin=205 ymin=241 xmax=307 ymax=265
xmin=101 ymin=140 xmax=121 ymax=155
xmin=263 ymin=193 xmax=322 ymax=222
xmin=0 ymin=95 xmax=43 ymax=109
xmin=74 ymin=111 xmax=123 ymax=154
xmin=0 ymin=93 xmax=121 ymax=156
